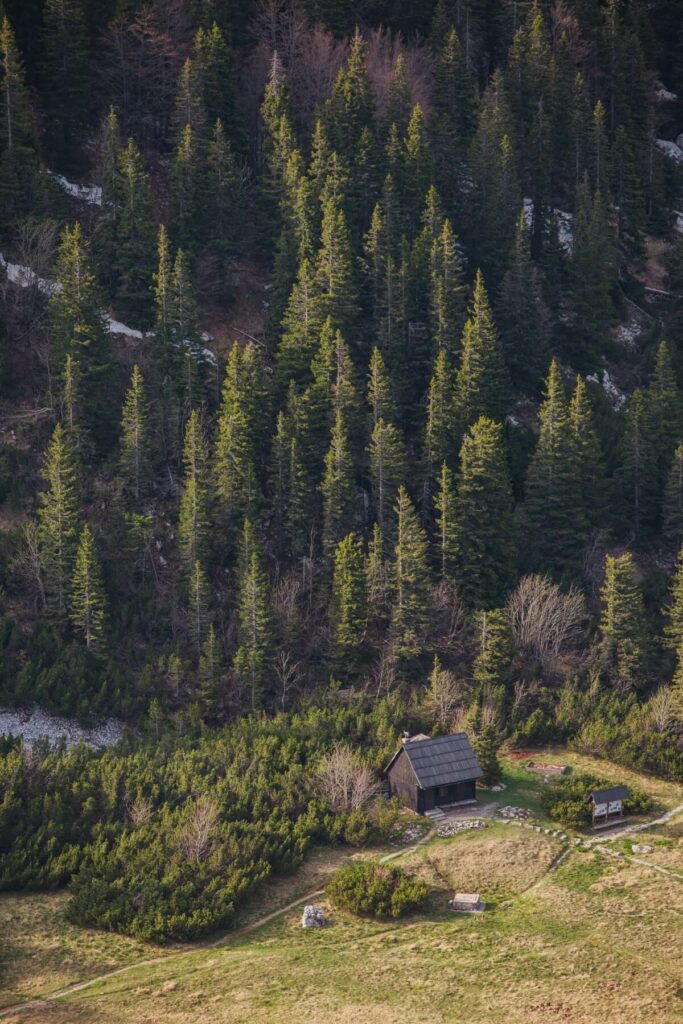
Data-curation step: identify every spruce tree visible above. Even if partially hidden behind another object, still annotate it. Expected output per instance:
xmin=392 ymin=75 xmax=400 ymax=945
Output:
xmin=570 ymin=375 xmax=606 ymax=531
xmin=187 ymin=559 xmax=210 ymax=656
xmin=41 ymin=0 xmax=88 ymax=158
xmin=664 ymin=546 xmax=683 ymax=652
xmin=206 ymin=119 xmax=245 ymax=279
xmin=599 ymin=552 xmax=647 ymax=689
xmin=314 ymin=199 xmax=360 ymax=345
xmin=455 ymin=418 xmax=516 ymax=609
xmin=276 ymin=259 xmax=324 ymax=390
xmin=331 ymin=532 xmax=367 ymax=653
xmin=61 ymin=354 xmax=86 ymax=455
xmin=647 ymin=340 xmax=682 ymax=495
xmin=454 ymin=271 xmax=508 ymax=431
xmin=496 ymin=211 xmax=548 ymax=394
xmin=430 ymin=218 xmax=467 ymax=359
xmin=424 ymin=350 xmax=457 ymax=483
xmin=391 ymin=485 xmax=431 ymax=659
xmin=214 ymin=343 xmax=262 ymax=538
xmin=569 ymin=176 xmax=616 ymax=368
xmin=119 ymin=364 xmax=149 ymax=503
xmin=524 ymin=360 xmax=584 ymax=574
xmin=115 ymin=138 xmax=156 ymax=325
xmin=403 ymin=105 xmax=432 ymax=233
xmin=38 ymin=424 xmax=79 ymax=616
xmin=178 ymin=410 xmax=209 ymax=570
xmin=368 ymin=418 xmax=406 ymax=547
xmin=233 ymin=521 xmax=272 ymax=711
xmin=434 ymin=461 xmax=458 ymax=582
xmin=619 ymin=389 xmax=658 ymax=540
xmin=472 ymin=608 xmax=513 ymax=687
xmin=366 ymin=521 xmax=389 ymax=627
xmin=663 ymin=445 xmax=683 ymax=546
xmin=172 ymin=55 xmax=207 ymax=146
xmin=367 ymin=347 xmax=397 ymax=428
xmin=321 ymin=410 xmax=355 ymax=560
xmin=70 ymin=525 xmax=106 ymax=651
xmin=474 ymin=724 xmax=503 ymax=785
xmin=0 ymin=15 xmax=35 ymax=216
xmin=271 ymin=394 xmax=310 ymax=561
xmin=171 ymin=124 xmax=202 ymax=257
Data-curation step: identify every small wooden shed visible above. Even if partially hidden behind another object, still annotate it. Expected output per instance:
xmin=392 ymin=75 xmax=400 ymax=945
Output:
xmin=385 ymin=732 xmax=483 ymax=815
xmin=590 ymin=784 xmax=630 ymax=827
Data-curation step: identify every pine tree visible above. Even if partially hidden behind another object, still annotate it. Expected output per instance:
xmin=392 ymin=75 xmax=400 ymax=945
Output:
xmin=233 ymin=521 xmax=272 ymax=711
xmin=38 ymin=424 xmax=79 ymax=616
xmin=194 ymin=23 xmax=236 ymax=133
xmin=454 ymin=271 xmax=508 ymax=431
xmin=663 ymin=445 xmax=683 ymax=546
xmin=178 ymin=410 xmax=209 ymax=570
xmin=324 ymin=30 xmax=373 ymax=173
xmin=331 ymin=532 xmax=367 ymax=652
xmin=314 ymin=199 xmax=360 ymax=345
xmin=368 ymin=418 xmax=406 ymax=547
xmin=49 ymin=224 xmax=110 ymax=438
xmin=647 ymin=340 xmax=682 ymax=495
xmin=41 ymin=0 xmax=88 ymax=158
xmin=403 ymin=105 xmax=432 ymax=233
xmin=276 ymin=259 xmax=324 ymax=390
xmin=474 ymin=724 xmax=503 ymax=785
xmin=198 ymin=623 xmax=225 ymax=719
xmin=70 ymin=524 xmax=106 ymax=651
xmin=431 ymin=26 xmax=476 ymax=212
xmin=455 ymin=418 xmax=516 ymax=608
xmin=620 ymin=388 xmax=658 ymax=540
xmin=496 ymin=211 xmax=548 ymax=394
xmin=524 ymin=361 xmax=584 ymax=573
xmin=119 ymin=365 xmax=149 ymax=503
xmin=172 ymin=249 xmax=207 ymax=413
xmin=321 ymin=410 xmax=355 ymax=560
xmin=391 ymin=485 xmax=431 ymax=659
xmin=424 ymin=350 xmax=457 ymax=483
xmin=366 ymin=521 xmax=389 ymax=626
xmin=570 ymin=375 xmax=606 ymax=531
xmin=172 ymin=55 xmax=207 ymax=146
xmin=664 ymin=546 xmax=683 ymax=652
xmin=187 ymin=559 xmax=210 ymax=656
xmin=257 ymin=54 xmax=295 ymax=248
xmin=206 ymin=119 xmax=246 ymax=279
xmin=434 ymin=461 xmax=458 ymax=582
xmin=214 ymin=343 xmax=262 ymax=538
xmin=115 ymin=138 xmax=156 ymax=325
xmin=569 ymin=175 xmax=616 ymax=368
xmin=367 ymin=347 xmax=397 ymax=428
xmin=0 ymin=14 xmax=35 ymax=211
xmin=271 ymin=392 xmax=310 ymax=561
xmin=599 ymin=552 xmax=647 ymax=689
xmin=384 ymin=53 xmax=412 ymax=139
xmin=430 ymin=218 xmax=467 ymax=359
xmin=61 ymin=354 xmax=86 ymax=455
xmin=472 ymin=608 xmax=513 ymax=687
xmin=171 ymin=124 xmax=202 ymax=256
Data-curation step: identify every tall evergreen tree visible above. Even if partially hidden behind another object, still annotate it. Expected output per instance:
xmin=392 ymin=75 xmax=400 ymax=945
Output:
xmin=647 ymin=340 xmax=682 ymax=495
xmin=0 ymin=15 xmax=35 ymax=217
xmin=119 ymin=365 xmax=149 ymax=503
xmin=391 ymin=485 xmax=431 ymax=659
xmin=424 ymin=350 xmax=457 ymax=484
xmin=570 ymin=375 xmax=606 ymax=530
xmin=206 ymin=119 xmax=246 ymax=279
xmin=321 ymin=410 xmax=355 ymax=560
xmin=430 ymin=218 xmax=467 ymax=359
xmin=434 ymin=461 xmax=458 ymax=582
xmin=171 ymin=124 xmax=202 ymax=256
xmin=178 ymin=410 xmax=209 ymax=570
xmin=214 ymin=343 xmax=262 ymax=539
xmin=496 ymin=211 xmax=548 ymax=393
xmin=187 ymin=559 xmax=210 ymax=656
xmin=454 ymin=418 xmax=516 ymax=608
xmin=41 ymin=0 xmax=88 ymax=158
xmin=665 ymin=546 xmax=683 ymax=652
xmin=524 ymin=360 xmax=584 ymax=573
xmin=619 ymin=388 xmax=658 ymax=540
xmin=37 ymin=424 xmax=79 ymax=616
xmin=569 ymin=176 xmax=616 ymax=368
xmin=453 ymin=271 xmax=508 ymax=431
xmin=233 ymin=521 xmax=272 ymax=710
xmin=663 ymin=445 xmax=683 ymax=546
xmin=70 ymin=524 xmax=106 ymax=651
xmin=114 ymin=138 xmax=156 ymax=325
xmin=599 ymin=552 xmax=647 ymax=689
xmin=368 ymin=418 xmax=406 ymax=547
xmin=314 ymin=199 xmax=360 ymax=345
xmin=472 ymin=607 xmax=513 ymax=687
xmin=367 ymin=346 xmax=397 ymax=428
xmin=331 ymin=532 xmax=367 ymax=653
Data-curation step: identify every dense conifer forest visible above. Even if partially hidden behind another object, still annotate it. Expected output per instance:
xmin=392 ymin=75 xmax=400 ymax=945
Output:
xmin=1 ymin=0 xmax=683 ymax=940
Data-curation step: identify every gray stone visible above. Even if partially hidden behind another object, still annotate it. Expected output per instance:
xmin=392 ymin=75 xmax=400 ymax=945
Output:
xmin=632 ymin=844 xmax=653 ymax=854
xmin=302 ymin=905 xmax=325 ymax=928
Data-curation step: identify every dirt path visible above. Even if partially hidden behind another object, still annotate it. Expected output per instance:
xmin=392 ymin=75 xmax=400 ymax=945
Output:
xmin=595 ymin=844 xmax=683 ymax=881
xmin=0 ymin=833 xmax=438 ymax=1019
xmin=583 ymin=801 xmax=683 ymax=846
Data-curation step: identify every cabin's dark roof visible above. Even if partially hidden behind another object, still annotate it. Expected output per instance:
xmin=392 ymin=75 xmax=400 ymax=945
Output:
xmin=590 ymin=785 xmax=630 ymax=803
xmin=388 ymin=733 xmax=483 ymax=789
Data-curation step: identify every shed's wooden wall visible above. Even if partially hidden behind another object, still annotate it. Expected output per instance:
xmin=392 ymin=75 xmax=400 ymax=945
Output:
xmin=387 ymin=748 xmax=418 ymax=812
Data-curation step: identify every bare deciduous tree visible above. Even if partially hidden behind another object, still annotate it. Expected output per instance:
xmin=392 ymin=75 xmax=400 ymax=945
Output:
xmin=274 ymin=648 xmax=301 ymax=711
xmin=431 ymin=581 xmax=470 ymax=657
xmin=127 ymin=796 xmax=153 ymax=827
xmin=648 ymin=686 xmax=675 ymax=733
xmin=13 ymin=522 xmax=46 ymax=611
xmin=177 ymin=796 xmax=220 ymax=863
xmin=423 ymin=662 xmax=462 ymax=729
xmin=506 ymin=574 xmax=587 ymax=675
xmin=314 ymin=745 xmax=380 ymax=814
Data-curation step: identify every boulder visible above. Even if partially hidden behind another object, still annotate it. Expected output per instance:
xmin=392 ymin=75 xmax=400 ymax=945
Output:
xmin=632 ymin=844 xmax=653 ymax=855
xmin=301 ymin=904 xmax=325 ymax=928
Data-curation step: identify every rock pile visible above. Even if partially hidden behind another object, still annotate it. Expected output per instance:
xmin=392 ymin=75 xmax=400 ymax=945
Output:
xmin=301 ymin=905 xmax=325 ymax=928
xmin=497 ymin=805 xmax=533 ymax=820
xmin=632 ymin=844 xmax=653 ymax=854
xmin=437 ymin=818 xmax=488 ymax=837
xmin=389 ymin=825 xmax=425 ymax=846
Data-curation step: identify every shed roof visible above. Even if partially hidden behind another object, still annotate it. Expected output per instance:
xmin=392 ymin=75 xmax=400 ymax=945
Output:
xmin=590 ymin=785 xmax=630 ymax=803
xmin=388 ymin=733 xmax=483 ymax=789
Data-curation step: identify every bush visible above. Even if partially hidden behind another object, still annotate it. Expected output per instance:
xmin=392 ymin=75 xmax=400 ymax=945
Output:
xmin=326 ymin=860 xmax=428 ymax=919
xmin=541 ymin=772 xmax=651 ymax=829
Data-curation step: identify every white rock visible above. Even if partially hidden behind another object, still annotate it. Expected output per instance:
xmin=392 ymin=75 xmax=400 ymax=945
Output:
xmin=0 ymin=706 xmax=124 ymax=750
xmin=302 ymin=904 xmax=325 ymax=928
xmin=656 ymin=139 xmax=683 ymax=164
xmin=49 ymin=172 xmax=103 ymax=206
xmin=632 ymin=844 xmax=653 ymax=854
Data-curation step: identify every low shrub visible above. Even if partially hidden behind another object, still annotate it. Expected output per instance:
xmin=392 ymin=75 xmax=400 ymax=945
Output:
xmin=326 ymin=860 xmax=428 ymax=919
xmin=541 ymin=771 xmax=651 ymax=829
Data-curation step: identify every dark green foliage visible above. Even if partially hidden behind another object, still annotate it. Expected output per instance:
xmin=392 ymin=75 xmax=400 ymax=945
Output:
xmin=599 ymin=552 xmax=647 ymax=690
xmin=541 ymin=772 xmax=650 ymax=829
xmin=474 ymin=724 xmax=502 ymax=785
xmin=326 ymin=860 xmax=428 ymax=919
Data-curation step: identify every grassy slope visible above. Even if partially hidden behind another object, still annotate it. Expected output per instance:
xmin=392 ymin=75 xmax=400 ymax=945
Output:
xmin=1 ymin=751 xmax=681 ymax=1022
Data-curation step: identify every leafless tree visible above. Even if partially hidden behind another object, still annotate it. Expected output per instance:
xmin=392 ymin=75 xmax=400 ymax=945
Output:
xmin=423 ymin=663 xmax=463 ymax=729
xmin=367 ymin=640 xmax=398 ymax=698
xmin=431 ymin=581 xmax=470 ymax=657
xmin=314 ymin=745 xmax=380 ymax=814
xmin=13 ymin=522 xmax=46 ymax=612
xmin=506 ymin=574 xmax=587 ymax=675
xmin=177 ymin=796 xmax=220 ymax=863
xmin=127 ymin=796 xmax=153 ymax=827
xmin=274 ymin=648 xmax=301 ymax=711
xmin=648 ymin=686 xmax=676 ymax=733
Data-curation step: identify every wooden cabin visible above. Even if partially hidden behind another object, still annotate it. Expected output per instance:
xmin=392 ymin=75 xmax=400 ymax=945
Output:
xmin=590 ymin=785 xmax=630 ymax=827
xmin=385 ymin=732 xmax=483 ymax=815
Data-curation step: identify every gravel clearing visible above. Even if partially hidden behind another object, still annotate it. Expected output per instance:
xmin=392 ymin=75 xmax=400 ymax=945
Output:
xmin=0 ymin=706 xmax=124 ymax=749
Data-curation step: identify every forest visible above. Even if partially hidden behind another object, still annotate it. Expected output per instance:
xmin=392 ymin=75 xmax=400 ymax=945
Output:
xmin=0 ymin=0 xmax=683 ymax=939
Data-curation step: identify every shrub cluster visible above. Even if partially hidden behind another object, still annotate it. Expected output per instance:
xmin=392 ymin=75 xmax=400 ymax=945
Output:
xmin=541 ymin=772 xmax=651 ymax=829
xmin=326 ymin=861 xmax=428 ymax=919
